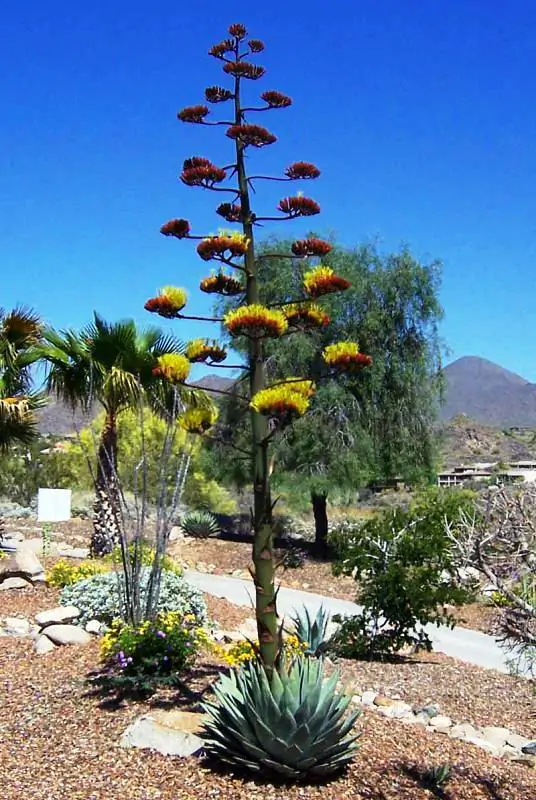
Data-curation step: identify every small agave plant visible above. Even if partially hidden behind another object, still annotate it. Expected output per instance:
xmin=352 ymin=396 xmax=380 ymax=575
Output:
xmin=180 ymin=510 xmax=220 ymax=538
xmin=291 ymin=604 xmax=331 ymax=656
xmin=202 ymin=656 xmax=360 ymax=778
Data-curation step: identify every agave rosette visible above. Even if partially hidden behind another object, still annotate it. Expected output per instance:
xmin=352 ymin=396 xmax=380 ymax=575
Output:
xmin=224 ymin=304 xmax=288 ymax=338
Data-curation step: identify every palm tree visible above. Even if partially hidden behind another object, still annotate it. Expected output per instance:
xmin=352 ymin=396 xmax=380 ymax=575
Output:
xmin=0 ymin=307 xmax=44 ymax=541
xmin=39 ymin=313 xmax=188 ymax=556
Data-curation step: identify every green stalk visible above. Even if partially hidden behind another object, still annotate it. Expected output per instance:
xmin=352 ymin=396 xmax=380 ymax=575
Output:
xmin=233 ymin=68 xmax=278 ymax=673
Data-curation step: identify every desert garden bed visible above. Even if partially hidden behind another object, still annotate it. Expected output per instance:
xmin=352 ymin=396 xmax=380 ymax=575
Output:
xmin=1 ymin=580 xmax=535 ymax=800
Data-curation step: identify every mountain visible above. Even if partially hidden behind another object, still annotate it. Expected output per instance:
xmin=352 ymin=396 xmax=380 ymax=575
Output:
xmin=441 ymin=356 xmax=536 ymax=428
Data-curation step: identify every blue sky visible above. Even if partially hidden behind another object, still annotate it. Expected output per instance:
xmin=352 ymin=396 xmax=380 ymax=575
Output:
xmin=2 ymin=1 xmax=536 ymax=379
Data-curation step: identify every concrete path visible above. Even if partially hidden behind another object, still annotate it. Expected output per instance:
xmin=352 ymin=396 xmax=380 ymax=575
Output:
xmin=186 ymin=570 xmax=518 ymax=675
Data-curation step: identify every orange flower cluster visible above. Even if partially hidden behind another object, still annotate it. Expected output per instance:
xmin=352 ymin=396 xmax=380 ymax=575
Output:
xmin=197 ymin=235 xmax=248 ymax=262
xmin=205 ymin=85 xmax=234 ymax=103
xmin=223 ymin=61 xmax=265 ymax=80
xmin=200 ymin=272 xmax=244 ymax=295
xmin=209 ymin=40 xmax=235 ymax=59
xmin=152 ymin=354 xmax=191 ymax=384
xmin=181 ymin=157 xmax=226 ymax=187
xmin=160 ymin=219 xmax=191 ymax=239
xmin=291 ymin=238 xmax=332 ymax=257
xmin=248 ymin=39 xmax=265 ymax=53
xmin=216 ymin=202 xmax=243 ymax=222
xmin=278 ymin=196 xmax=321 ymax=217
xmin=284 ymin=303 xmax=330 ymax=329
xmin=229 ymin=22 xmax=247 ymax=39
xmin=261 ymin=90 xmax=292 ymax=108
xmin=177 ymin=105 xmax=209 ymax=123
xmin=186 ymin=339 xmax=227 ymax=363
xmin=322 ymin=342 xmax=372 ymax=372
xmin=285 ymin=162 xmax=321 ymax=180
xmin=303 ymin=266 xmax=351 ymax=298
xmin=224 ymin=304 xmax=288 ymax=338
xmin=226 ymin=124 xmax=277 ymax=148
xmin=144 ymin=286 xmax=187 ymax=318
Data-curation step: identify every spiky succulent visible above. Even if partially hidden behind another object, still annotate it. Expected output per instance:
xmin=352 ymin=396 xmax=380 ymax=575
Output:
xmin=180 ymin=510 xmax=220 ymax=539
xmin=291 ymin=604 xmax=331 ymax=657
xmin=202 ymin=657 xmax=360 ymax=778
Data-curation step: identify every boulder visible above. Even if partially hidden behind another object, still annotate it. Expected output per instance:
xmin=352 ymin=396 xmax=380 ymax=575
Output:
xmin=429 ymin=715 xmax=453 ymax=732
xmin=120 ymin=710 xmax=206 ymax=757
xmin=1 ymin=617 xmax=31 ymax=636
xmin=56 ymin=545 xmax=89 ymax=559
xmin=169 ymin=526 xmax=184 ymax=542
xmin=0 ymin=577 xmax=33 ymax=590
xmin=85 ymin=620 xmax=102 ymax=635
xmin=376 ymin=701 xmax=413 ymax=720
xmin=450 ymin=722 xmax=480 ymax=741
xmin=481 ymin=726 xmax=511 ymax=749
xmin=43 ymin=624 xmax=92 ymax=646
xmin=34 ymin=634 xmax=56 ymax=655
xmin=0 ymin=548 xmax=44 ymax=582
xmin=35 ymin=606 xmax=80 ymax=628
xmin=360 ymin=691 xmax=378 ymax=706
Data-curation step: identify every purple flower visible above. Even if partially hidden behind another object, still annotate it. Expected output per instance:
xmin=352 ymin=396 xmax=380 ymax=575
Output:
xmin=156 ymin=630 xmax=167 ymax=639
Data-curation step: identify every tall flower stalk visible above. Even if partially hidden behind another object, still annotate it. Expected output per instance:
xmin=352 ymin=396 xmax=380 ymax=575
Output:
xmin=145 ymin=23 xmax=371 ymax=672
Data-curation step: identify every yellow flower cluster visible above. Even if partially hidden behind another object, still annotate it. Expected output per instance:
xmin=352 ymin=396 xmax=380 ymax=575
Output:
xmin=303 ymin=266 xmax=350 ymax=298
xmin=322 ymin=341 xmax=373 ymax=371
xmin=46 ymin=558 xmax=107 ymax=588
xmin=178 ymin=405 xmax=218 ymax=434
xmin=217 ymin=228 xmax=249 ymax=246
xmin=153 ymin=353 xmax=191 ymax=384
xmin=185 ymin=338 xmax=227 ymax=363
xmin=214 ymin=634 xmax=307 ymax=668
xmin=250 ymin=381 xmax=315 ymax=418
xmin=283 ymin=302 xmax=330 ymax=329
xmin=144 ymin=286 xmax=188 ymax=318
xmin=224 ymin=304 xmax=288 ymax=338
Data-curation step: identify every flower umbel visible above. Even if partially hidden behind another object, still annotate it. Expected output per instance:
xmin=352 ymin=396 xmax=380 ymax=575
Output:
xmin=177 ymin=105 xmax=210 ymax=123
xmin=144 ymin=286 xmax=187 ymax=318
xmin=181 ymin=157 xmax=226 ymax=187
xmin=226 ymin=124 xmax=277 ymax=148
xmin=224 ymin=304 xmax=288 ymax=338
xmin=205 ymin=85 xmax=234 ymax=103
xmin=278 ymin=196 xmax=320 ymax=217
xmin=285 ymin=162 xmax=321 ymax=180
xmin=160 ymin=219 xmax=191 ymax=239
xmin=250 ymin=385 xmax=311 ymax=418
xmin=179 ymin=406 xmax=218 ymax=434
xmin=152 ymin=353 xmax=191 ymax=384
xmin=223 ymin=61 xmax=265 ymax=80
xmin=185 ymin=338 xmax=227 ymax=363
xmin=303 ymin=266 xmax=351 ymax=298
xmin=291 ymin=238 xmax=332 ymax=257
xmin=199 ymin=272 xmax=244 ymax=296
xmin=284 ymin=303 xmax=330 ymax=329
xmin=322 ymin=342 xmax=373 ymax=372
xmin=261 ymin=90 xmax=292 ymax=108
xmin=197 ymin=233 xmax=249 ymax=262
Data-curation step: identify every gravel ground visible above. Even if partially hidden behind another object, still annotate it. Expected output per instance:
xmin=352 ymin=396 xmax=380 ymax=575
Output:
xmin=1 ymin=583 xmax=535 ymax=800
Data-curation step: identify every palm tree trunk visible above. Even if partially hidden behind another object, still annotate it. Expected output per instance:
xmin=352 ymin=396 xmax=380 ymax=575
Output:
xmin=90 ymin=411 xmax=120 ymax=557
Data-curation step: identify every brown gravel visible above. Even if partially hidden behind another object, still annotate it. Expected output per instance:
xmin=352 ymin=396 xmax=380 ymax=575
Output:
xmin=1 ymin=584 xmax=536 ymax=799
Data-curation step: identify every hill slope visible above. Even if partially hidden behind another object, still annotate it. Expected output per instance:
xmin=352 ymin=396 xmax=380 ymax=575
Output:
xmin=441 ymin=356 xmax=536 ymax=427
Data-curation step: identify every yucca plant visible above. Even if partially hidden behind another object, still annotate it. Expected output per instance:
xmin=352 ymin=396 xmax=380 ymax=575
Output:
xmin=202 ymin=656 xmax=360 ymax=778
xmin=290 ymin=604 xmax=331 ymax=657
xmin=180 ymin=510 xmax=220 ymax=539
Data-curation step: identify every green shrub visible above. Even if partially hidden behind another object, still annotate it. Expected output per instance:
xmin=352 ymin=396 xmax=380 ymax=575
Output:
xmin=60 ymin=568 xmax=208 ymax=627
xmin=203 ymin=657 xmax=360 ymax=778
xmin=329 ymin=490 xmax=473 ymax=659
xmin=98 ymin=610 xmax=210 ymax=692
xmin=47 ymin=558 xmax=108 ymax=588
xmin=180 ymin=510 xmax=220 ymax=538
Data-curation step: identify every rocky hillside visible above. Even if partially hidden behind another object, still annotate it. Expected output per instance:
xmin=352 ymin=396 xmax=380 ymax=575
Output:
xmin=439 ymin=416 xmax=536 ymax=470
xmin=441 ymin=356 xmax=536 ymax=427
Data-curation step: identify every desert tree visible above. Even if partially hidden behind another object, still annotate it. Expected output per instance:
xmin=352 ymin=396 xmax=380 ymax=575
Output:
xmin=144 ymin=22 xmax=371 ymax=672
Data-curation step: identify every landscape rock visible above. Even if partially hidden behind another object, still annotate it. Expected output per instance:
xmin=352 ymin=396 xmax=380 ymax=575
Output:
xmin=34 ymin=634 xmax=56 ymax=655
xmin=481 ymin=726 xmax=511 ymax=749
xmin=56 ymin=545 xmax=89 ymax=559
xmin=85 ymin=619 xmax=102 ymax=635
xmin=0 ymin=548 xmax=44 ymax=582
xmin=450 ymin=722 xmax=481 ymax=741
xmin=120 ymin=710 xmax=205 ymax=757
xmin=1 ymin=617 xmax=31 ymax=637
xmin=35 ymin=606 xmax=80 ymax=628
xmin=169 ymin=526 xmax=184 ymax=542
xmin=428 ymin=715 xmax=453 ymax=731
xmin=0 ymin=577 xmax=33 ymax=590
xmin=44 ymin=624 xmax=92 ymax=646
xmin=373 ymin=695 xmax=395 ymax=707
xmin=376 ymin=701 xmax=413 ymax=720
xmin=506 ymin=732 xmax=532 ymax=750
xmin=522 ymin=741 xmax=536 ymax=755
xmin=464 ymin=734 xmax=502 ymax=756
xmin=360 ymin=691 xmax=378 ymax=706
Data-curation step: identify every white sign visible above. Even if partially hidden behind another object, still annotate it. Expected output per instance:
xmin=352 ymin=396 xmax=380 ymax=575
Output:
xmin=37 ymin=488 xmax=72 ymax=522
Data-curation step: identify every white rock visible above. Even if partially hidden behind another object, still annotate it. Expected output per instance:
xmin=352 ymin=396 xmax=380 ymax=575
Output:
xmin=464 ymin=734 xmax=502 ymax=756
xmin=429 ymin=715 xmax=453 ymax=730
xmin=34 ymin=634 xmax=56 ymax=655
xmin=85 ymin=620 xmax=102 ymax=635
xmin=481 ymin=726 xmax=511 ymax=749
xmin=360 ymin=691 xmax=378 ymax=706
xmin=120 ymin=711 xmax=205 ymax=756
xmin=376 ymin=702 xmax=414 ymax=720
xmin=0 ymin=577 xmax=33 ymax=590
xmin=1 ymin=617 xmax=31 ymax=636
xmin=169 ymin=526 xmax=184 ymax=542
xmin=450 ymin=722 xmax=480 ymax=741
xmin=507 ymin=732 xmax=532 ymax=750
xmin=35 ymin=606 xmax=80 ymax=628
xmin=44 ymin=624 xmax=92 ymax=646
xmin=0 ymin=548 xmax=44 ymax=580
xmin=56 ymin=546 xmax=89 ymax=559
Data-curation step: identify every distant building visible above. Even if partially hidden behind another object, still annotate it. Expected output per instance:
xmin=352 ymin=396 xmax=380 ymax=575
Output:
xmin=437 ymin=460 xmax=536 ymax=488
